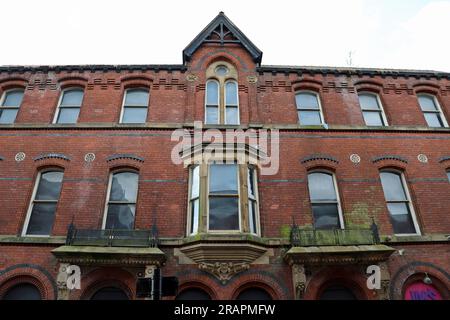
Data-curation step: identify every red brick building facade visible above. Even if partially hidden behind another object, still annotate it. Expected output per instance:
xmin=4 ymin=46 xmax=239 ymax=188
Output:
xmin=0 ymin=12 xmax=449 ymax=300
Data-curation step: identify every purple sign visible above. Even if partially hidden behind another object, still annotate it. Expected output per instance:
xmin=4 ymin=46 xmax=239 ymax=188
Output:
xmin=404 ymin=282 xmax=442 ymax=300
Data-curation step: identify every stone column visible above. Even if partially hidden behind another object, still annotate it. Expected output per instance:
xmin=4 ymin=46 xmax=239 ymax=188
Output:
xmin=144 ymin=265 xmax=157 ymax=300
xmin=292 ymin=264 xmax=307 ymax=300
xmin=56 ymin=263 xmax=70 ymax=300
xmin=376 ymin=262 xmax=391 ymax=300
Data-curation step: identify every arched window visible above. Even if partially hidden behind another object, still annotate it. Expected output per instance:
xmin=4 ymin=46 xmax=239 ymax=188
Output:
xmin=417 ymin=94 xmax=448 ymax=128
xmin=204 ymin=62 xmax=239 ymax=125
xmin=358 ymin=92 xmax=388 ymax=126
xmin=175 ymin=288 xmax=212 ymax=300
xmin=319 ymin=285 xmax=357 ymax=300
xmin=295 ymin=91 xmax=324 ymax=125
xmin=2 ymin=283 xmax=42 ymax=300
xmin=236 ymin=287 xmax=272 ymax=300
xmin=54 ymin=88 xmax=84 ymax=124
xmin=120 ymin=88 xmax=149 ymax=123
xmin=22 ymin=170 xmax=64 ymax=236
xmin=103 ymin=171 xmax=139 ymax=230
xmin=0 ymin=89 xmax=24 ymax=124
xmin=307 ymin=172 xmax=343 ymax=229
xmin=379 ymin=171 xmax=420 ymax=235
xmin=90 ymin=287 xmax=129 ymax=300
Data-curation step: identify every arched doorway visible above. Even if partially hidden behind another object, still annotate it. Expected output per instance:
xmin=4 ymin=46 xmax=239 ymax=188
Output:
xmin=176 ymin=288 xmax=212 ymax=300
xmin=403 ymin=273 xmax=446 ymax=300
xmin=90 ymin=286 xmax=129 ymax=300
xmin=2 ymin=283 xmax=42 ymax=300
xmin=319 ymin=285 xmax=358 ymax=300
xmin=236 ymin=287 xmax=273 ymax=300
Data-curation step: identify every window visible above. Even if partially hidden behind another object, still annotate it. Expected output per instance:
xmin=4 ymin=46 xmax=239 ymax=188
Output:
xmin=236 ymin=288 xmax=272 ymax=300
xmin=2 ymin=283 xmax=42 ymax=300
xmin=208 ymin=164 xmax=240 ymax=231
xmin=90 ymin=287 xmax=129 ymax=300
xmin=176 ymin=288 xmax=212 ymax=300
xmin=103 ymin=171 xmax=139 ymax=229
xmin=379 ymin=171 xmax=419 ymax=235
xmin=120 ymin=89 xmax=149 ymax=123
xmin=358 ymin=93 xmax=388 ymax=126
xmin=307 ymin=172 xmax=343 ymax=229
xmin=187 ymin=163 xmax=259 ymax=235
xmin=23 ymin=171 xmax=64 ymax=236
xmin=319 ymin=285 xmax=357 ymax=300
xmin=54 ymin=89 xmax=83 ymax=124
xmin=0 ymin=89 xmax=24 ymax=124
xmin=295 ymin=92 xmax=324 ymax=125
xmin=417 ymin=94 xmax=448 ymax=128
xmin=204 ymin=62 xmax=239 ymax=125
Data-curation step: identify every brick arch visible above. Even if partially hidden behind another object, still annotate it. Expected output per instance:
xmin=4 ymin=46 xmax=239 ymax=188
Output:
xmin=72 ymin=267 xmax=135 ymax=300
xmin=57 ymin=76 xmax=88 ymax=90
xmin=304 ymin=266 xmax=374 ymax=300
xmin=0 ymin=77 xmax=28 ymax=92
xmin=175 ymin=269 xmax=220 ymax=300
xmin=193 ymin=49 xmax=249 ymax=72
xmin=389 ymin=261 xmax=450 ymax=300
xmin=0 ymin=264 xmax=57 ymax=300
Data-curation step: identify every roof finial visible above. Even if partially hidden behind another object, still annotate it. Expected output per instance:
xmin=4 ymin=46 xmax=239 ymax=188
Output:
xmin=219 ymin=11 xmax=224 ymax=15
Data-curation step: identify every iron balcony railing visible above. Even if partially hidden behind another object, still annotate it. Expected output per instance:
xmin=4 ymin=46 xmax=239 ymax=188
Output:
xmin=290 ymin=221 xmax=380 ymax=247
xmin=65 ymin=223 xmax=159 ymax=248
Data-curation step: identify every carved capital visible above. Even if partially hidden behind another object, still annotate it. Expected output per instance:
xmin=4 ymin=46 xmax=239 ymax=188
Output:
xmin=186 ymin=74 xmax=199 ymax=82
xmin=145 ymin=265 xmax=157 ymax=279
xmin=56 ymin=263 xmax=70 ymax=300
xmin=292 ymin=264 xmax=307 ymax=299
xmin=199 ymin=262 xmax=250 ymax=284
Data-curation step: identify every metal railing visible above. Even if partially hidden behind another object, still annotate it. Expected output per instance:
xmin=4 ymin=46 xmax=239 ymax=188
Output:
xmin=290 ymin=220 xmax=380 ymax=247
xmin=65 ymin=223 xmax=159 ymax=248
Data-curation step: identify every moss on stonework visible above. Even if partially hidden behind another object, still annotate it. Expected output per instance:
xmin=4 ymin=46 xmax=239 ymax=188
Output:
xmin=279 ymin=225 xmax=291 ymax=238
xmin=344 ymin=202 xmax=383 ymax=228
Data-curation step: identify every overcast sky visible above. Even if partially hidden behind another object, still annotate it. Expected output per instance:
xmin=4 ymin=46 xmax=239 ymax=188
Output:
xmin=1 ymin=0 xmax=449 ymax=72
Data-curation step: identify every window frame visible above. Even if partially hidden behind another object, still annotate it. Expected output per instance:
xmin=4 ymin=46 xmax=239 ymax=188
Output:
xmin=307 ymin=170 xmax=345 ymax=230
xmin=379 ymin=170 xmax=421 ymax=236
xmin=52 ymin=88 xmax=84 ymax=124
xmin=119 ymin=88 xmax=150 ymax=124
xmin=0 ymin=88 xmax=24 ymax=124
xmin=224 ymin=80 xmax=240 ymax=125
xmin=187 ymin=165 xmax=200 ymax=235
xmin=21 ymin=169 xmax=64 ymax=237
xmin=206 ymin=162 xmax=242 ymax=233
xmin=417 ymin=93 xmax=449 ymax=128
xmin=204 ymin=79 xmax=220 ymax=125
xmin=357 ymin=91 xmax=389 ymax=127
xmin=247 ymin=165 xmax=260 ymax=235
xmin=295 ymin=90 xmax=325 ymax=126
xmin=102 ymin=170 xmax=140 ymax=230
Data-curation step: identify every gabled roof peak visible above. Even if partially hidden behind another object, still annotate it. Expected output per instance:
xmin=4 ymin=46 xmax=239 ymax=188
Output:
xmin=183 ymin=12 xmax=263 ymax=65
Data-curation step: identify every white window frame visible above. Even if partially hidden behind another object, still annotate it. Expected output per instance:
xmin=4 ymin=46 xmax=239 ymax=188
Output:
xmin=224 ymin=80 xmax=240 ymax=125
xmin=247 ymin=165 xmax=260 ymax=235
xmin=187 ymin=165 xmax=200 ymax=235
xmin=22 ymin=170 xmax=63 ymax=237
xmin=417 ymin=93 xmax=449 ymax=128
xmin=358 ymin=91 xmax=389 ymax=127
xmin=307 ymin=170 xmax=345 ymax=230
xmin=204 ymin=79 xmax=220 ymax=125
xmin=119 ymin=88 xmax=150 ymax=124
xmin=0 ymin=88 xmax=24 ymax=124
xmin=52 ymin=88 xmax=84 ymax=124
xmin=295 ymin=90 xmax=325 ymax=126
xmin=380 ymin=170 xmax=421 ymax=236
xmin=206 ymin=162 xmax=242 ymax=233
xmin=102 ymin=170 xmax=139 ymax=230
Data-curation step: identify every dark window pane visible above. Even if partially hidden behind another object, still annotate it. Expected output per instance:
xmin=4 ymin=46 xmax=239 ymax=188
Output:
xmin=91 ymin=287 xmax=129 ymax=300
xmin=57 ymin=108 xmax=80 ymax=124
xmin=296 ymin=93 xmax=319 ymax=109
xmin=379 ymin=172 xmax=407 ymax=201
xmin=35 ymin=172 xmax=64 ymax=200
xmin=418 ymin=95 xmax=437 ymax=111
xmin=363 ymin=111 xmax=384 ymax=126
xmin=249 ymin=200 xmax=257 ymax=234
xmin=206 ymin=81 xmax=219 ymax=105
xmin=236 ymin=288 xmax=272 ymax=300
xmin=26 ymin=203 xmax=57 ymax=235
xmin=122 ymin=107 xmax=147 ymax=123
xmin=226 ymin=106 xmax=239 ymax=124
xmin=320 ymin=286 xmax=357 ymax=300
xmin=248 ymin=168 xmax=256 ymax=197
xmin=215 ymin=66 xmax=228 ymax=76
xmin=209 ymin=197 xmax=239 ymax=230
xmin=190 ymin=199 xmax=199 ymax=234
xmin=424 ymin=113 xmax=444 ymax=128
xmin=2 ymin=284 xmax=41 ymax=300
xmin=225 ymin=81 xmax=238 ymax=105
xmin=2 ymin=91 xmax=23 ymax=107
xmin=308 ymin=173 xmax=337 ymax=201
xmin=0 ymin=109 xmax=19 ymax=124
xmin=205 ymin=106 xmax=218 ymax=124
xmin=210 ymin=164 xmax=238 ymax=194
xmin=124 ymin=89 xmax=149 ymax=106
xmin=312 ymin=204 xmax=340 ymax=229
xmin=299 ymin=110 xmax=322 ymax=125
xmin=176 ymin=288 xmax=211 ymax=300
xmin=61 ymin=90 xmax=83 ymax=106
xmin=387 ymin=203 xmax=416 ymax=234
xmin=358 ymin=94 xmax=380 ymax=110
xmin=109 ymin=172 xmax=138 ymax=202
xmin=105 ymin=204 xmax=136 ymax=229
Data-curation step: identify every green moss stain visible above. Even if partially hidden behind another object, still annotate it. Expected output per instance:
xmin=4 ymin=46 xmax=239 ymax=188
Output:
xmin=344 ymin=201 xmax=382 ymax=228
xmin=280 ymin=225 xmax=291 ymax=238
